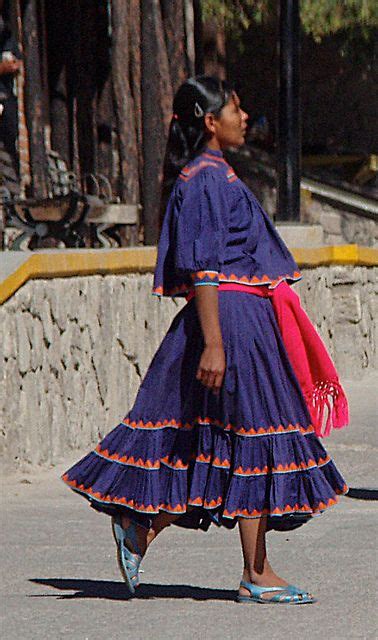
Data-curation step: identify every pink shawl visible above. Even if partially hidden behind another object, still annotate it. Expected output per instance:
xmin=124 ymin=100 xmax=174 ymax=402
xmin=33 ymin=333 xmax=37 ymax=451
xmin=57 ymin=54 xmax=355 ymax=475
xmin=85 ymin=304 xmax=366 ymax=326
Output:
xmin=269 ymin=282 xmax=349 ymax=437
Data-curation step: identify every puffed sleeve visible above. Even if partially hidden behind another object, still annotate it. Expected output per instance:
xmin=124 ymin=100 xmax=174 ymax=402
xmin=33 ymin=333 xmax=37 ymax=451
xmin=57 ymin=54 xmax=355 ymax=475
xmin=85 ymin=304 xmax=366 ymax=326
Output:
xmin=173 ymin=167 xmax=228 ymax=287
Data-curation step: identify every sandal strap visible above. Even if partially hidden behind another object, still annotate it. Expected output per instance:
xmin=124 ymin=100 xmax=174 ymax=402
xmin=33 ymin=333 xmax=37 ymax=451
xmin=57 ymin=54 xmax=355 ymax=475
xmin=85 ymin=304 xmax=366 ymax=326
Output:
xmin=125 ymin=554 xmax=141 ymax=571
xmin=113 ymin=515 xmax=143 ymax=557
xmin=239 ymin=580 xmax=287 ymax=595
xmin=269 ymin=590 xmax=302 ymax=603
xmin=287 ymin=584 xmax=311 ymax=597
xmin=239 ymin=581 xmax=314 ymax=603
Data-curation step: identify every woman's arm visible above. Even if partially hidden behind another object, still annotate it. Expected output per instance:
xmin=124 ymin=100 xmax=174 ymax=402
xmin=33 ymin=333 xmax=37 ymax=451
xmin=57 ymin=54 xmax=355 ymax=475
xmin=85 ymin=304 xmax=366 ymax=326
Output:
xmin=195 ymin=285 xmax=225 ymax=394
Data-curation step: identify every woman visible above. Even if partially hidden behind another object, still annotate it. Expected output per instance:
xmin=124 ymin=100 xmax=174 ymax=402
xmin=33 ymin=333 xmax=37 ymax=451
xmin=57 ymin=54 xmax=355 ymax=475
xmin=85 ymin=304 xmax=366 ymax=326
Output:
xmin=62 ymin=76 xmax=348 ymax=605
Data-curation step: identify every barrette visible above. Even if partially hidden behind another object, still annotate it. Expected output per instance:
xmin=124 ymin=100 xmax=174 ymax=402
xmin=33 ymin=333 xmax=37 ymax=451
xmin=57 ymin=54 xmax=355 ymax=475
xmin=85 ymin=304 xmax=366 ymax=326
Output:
xmin=194 ymin=102 xmax=204 ymax=118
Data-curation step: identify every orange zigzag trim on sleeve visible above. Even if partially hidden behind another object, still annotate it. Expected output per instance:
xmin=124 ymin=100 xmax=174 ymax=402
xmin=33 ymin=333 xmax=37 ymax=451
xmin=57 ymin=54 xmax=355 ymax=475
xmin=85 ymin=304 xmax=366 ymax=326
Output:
xmin=152 ymin=271 xmax=303 ymax=297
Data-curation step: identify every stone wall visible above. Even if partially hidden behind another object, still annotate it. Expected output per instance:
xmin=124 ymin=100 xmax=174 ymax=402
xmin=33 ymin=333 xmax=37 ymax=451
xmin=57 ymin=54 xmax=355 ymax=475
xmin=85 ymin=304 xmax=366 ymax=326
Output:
xmin=0 ymin=267 xmax=376 ymax=469
xmin=295 ymin=266 xmax=377 ymax=374
xmin=301 ymin=198 xmax=378 ymax=248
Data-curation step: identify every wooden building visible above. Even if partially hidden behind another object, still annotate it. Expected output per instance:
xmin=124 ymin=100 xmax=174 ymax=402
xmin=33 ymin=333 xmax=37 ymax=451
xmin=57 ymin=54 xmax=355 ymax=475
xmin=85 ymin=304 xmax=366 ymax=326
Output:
xmin=3 ymin=0 xmax=205 ymax=245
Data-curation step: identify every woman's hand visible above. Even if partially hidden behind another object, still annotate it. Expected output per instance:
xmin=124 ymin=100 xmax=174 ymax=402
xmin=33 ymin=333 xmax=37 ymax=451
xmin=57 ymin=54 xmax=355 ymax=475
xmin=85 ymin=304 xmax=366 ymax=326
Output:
xmin=0 ymin=59 xmax=22 ymax=76
xmin=196 ymin=343 xmax=225 ymax=394
xmin=193 ymin=276 xmax=225 ymax=394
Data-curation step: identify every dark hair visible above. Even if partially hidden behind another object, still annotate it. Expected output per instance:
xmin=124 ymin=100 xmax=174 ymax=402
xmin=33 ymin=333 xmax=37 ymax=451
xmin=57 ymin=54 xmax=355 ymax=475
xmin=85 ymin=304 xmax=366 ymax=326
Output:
xmin=159 ymin=75 xmax=234 ymax=227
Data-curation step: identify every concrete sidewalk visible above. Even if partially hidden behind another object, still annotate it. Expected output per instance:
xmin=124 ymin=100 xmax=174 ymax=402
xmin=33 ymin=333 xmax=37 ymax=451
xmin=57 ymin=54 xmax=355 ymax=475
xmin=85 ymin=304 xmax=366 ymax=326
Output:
xmin=1 ymin=376 xmax=377 ymax=640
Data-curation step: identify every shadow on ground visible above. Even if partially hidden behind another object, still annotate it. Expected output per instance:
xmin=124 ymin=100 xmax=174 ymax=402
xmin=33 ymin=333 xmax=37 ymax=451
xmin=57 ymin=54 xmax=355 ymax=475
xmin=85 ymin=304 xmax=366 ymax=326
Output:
xmin=29 ymin=578 xmax=237 ymax=602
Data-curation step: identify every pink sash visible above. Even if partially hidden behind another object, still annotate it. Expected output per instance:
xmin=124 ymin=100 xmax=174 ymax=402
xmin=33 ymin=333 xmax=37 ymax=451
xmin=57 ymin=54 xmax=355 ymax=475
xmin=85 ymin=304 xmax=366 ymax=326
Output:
xmin=188 ymin=281 xmax=349 ymax=437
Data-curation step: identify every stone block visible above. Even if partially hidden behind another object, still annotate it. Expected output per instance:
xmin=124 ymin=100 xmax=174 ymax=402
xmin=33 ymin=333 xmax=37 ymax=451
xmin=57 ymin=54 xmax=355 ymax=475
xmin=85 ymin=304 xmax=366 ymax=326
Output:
xmin=333 ymin=287 xmax=362 ymax=324
xmin=367 ymin=293 xmax=377 ymax=319
xmin=331 ymin=266 xmax=359 ymax=286
xmin=1 ymin=311 xmax=16 ymax=359
xmin=341 ymin=215 xmax=376 ymax=247
xmin=324 ymin=233 xmax=344 ymax=245
xmin=16 ymin=313 xmax=31 ymax=374
xmin=366 ymin=267 xmax=378 ymax=284
xmin=320 ymin=210 xmax=342 ymax=235
xmin=300 ymin=199 xmax=322 ymax=225
xmin=332 ymin=323 xmax=367 ymax=374
xmin=275 ymin=223 xmax=324 ymax=248
xmin=30 ymin=315 xmax=44 ymax=371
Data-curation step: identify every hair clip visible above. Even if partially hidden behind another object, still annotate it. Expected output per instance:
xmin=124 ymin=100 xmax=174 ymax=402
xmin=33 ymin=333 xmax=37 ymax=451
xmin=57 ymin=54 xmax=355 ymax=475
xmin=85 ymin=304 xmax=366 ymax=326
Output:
xmin=194 ymin=102 xmax=204 ymax=118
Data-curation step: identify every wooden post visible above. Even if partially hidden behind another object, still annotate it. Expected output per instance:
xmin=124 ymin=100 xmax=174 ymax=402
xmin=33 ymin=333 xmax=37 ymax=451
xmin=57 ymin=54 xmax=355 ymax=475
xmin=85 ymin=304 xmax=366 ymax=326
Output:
xmin=66 ymin=0 xmax=80 ymax=178
xmin=75 ymin=0 xmax=98 ymax=180
xmin=111 ymin=0 xmax=139 ymax=204
xmin=45 ymin=0 xmax=70 ymax=165
xmin=141 ymin=0 xmax=173 ymax=245
xmin=9 ymin=0 xmax=31 ymax=193
xmin=96 ymin=0 xmax=115 ymax=190
xmin=22 ymin=0 xmax=49 ymax=198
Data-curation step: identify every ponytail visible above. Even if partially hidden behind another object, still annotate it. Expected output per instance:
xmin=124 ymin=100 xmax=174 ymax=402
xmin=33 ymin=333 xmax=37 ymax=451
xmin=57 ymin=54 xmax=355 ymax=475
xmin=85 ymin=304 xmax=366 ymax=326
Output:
xmin=159 ymin=75 xmax=233 ymax=229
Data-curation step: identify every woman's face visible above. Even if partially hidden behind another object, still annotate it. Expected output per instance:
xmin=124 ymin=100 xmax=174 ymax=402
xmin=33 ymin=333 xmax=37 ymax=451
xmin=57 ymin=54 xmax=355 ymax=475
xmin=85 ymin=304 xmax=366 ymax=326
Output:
xmin=206 ymin=91 xmax=249 ymax=149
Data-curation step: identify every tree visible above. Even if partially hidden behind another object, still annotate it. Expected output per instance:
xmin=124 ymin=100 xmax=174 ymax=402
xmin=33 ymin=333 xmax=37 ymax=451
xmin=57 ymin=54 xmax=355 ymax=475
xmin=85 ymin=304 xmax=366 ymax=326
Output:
xmin=202 ymin=0 xmax=378 ymax=41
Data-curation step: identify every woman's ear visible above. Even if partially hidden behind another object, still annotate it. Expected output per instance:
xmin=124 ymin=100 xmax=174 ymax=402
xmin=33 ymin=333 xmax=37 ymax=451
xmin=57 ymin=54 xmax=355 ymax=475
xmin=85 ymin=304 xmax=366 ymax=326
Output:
xmin=204 ymin=113 xmax=216 ymax=135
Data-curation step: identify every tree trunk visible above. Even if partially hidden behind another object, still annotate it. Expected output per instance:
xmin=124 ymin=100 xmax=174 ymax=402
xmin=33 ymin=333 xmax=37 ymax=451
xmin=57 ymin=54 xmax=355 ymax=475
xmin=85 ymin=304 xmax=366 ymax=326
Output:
xmin=161 ymin=0 xmax=187 ymax=93
xmin=22 ymin=0 xmax=49 ymax=198
xmin=141 ymin=0 xmax=173 ymax=245
xmin=129 ymin=0 xmax=143 ymax=189
xmin=193 ymin=0 xmax=204 ymax=74
xmin=111 ymin=0 xmax=139 ymax=204
xmin=183 ymin=0 xmax=196 ymax=77
xmin=202 ymin=16 xmax=226 ymax=79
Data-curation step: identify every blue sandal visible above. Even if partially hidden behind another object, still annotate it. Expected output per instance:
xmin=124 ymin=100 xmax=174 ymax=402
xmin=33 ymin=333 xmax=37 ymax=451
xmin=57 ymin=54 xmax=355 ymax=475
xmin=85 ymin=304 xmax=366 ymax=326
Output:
xmin=111 ymin=515 xmax=143 ymax=594
xmin=236 ymin=580 xmax=316 ymax=605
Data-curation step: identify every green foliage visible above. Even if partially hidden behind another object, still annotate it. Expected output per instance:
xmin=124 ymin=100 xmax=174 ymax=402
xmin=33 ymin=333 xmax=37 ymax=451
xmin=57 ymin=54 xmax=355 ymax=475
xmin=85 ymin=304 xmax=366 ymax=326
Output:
xmin=201 ymin=0 xmax=269 ymax=31
xmin=201 ymin=0 xmax=378 ymax=40
xmin=300 ymin=0 xmax=378 ymax=41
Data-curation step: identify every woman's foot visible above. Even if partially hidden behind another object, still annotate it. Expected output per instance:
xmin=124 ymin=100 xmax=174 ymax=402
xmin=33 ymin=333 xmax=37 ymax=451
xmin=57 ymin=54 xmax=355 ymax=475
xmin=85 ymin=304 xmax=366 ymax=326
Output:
xmin=111 ymin=515 xmax=144 ymax=594
xmin=238 ymin=567 xmax=314 ymax=603
xmin=237 ymin=514 xmax=315 ymax=604
xmin=120 ymin=515 xmax=149 ymax=556
xmin=239 ymin=566 xmax=289 ymax=599
xmin=119 ymin=509 xmax=181 ymax=557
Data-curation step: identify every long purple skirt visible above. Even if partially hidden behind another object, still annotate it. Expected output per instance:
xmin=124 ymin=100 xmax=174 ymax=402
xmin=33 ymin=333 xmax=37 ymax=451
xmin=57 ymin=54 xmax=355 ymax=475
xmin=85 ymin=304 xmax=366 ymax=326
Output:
xmin=62 ymin=292 xmax=347 ymax=532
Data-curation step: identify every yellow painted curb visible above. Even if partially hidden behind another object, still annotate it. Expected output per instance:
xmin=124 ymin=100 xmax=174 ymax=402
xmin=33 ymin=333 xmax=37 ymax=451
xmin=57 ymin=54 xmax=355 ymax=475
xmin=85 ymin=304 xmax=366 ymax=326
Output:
xmin=0 ymin=244 xmax=377 ymax=305
xmin=0 ymin=247 xmax=157 ymax=305
xmin=291 ymin=244 xmax=378 ymax=267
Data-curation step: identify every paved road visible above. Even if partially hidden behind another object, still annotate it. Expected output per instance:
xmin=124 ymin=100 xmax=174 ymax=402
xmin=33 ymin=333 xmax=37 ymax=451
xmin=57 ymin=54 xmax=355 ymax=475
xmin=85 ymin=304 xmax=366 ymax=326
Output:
xmin=1 ymin=376 xmax=377 ymax=640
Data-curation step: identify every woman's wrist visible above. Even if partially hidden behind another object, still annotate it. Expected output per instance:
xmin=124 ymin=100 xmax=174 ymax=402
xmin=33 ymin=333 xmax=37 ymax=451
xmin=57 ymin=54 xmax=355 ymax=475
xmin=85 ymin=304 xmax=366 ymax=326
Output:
xmin=204 ymin=338 xmax=223 ymax=348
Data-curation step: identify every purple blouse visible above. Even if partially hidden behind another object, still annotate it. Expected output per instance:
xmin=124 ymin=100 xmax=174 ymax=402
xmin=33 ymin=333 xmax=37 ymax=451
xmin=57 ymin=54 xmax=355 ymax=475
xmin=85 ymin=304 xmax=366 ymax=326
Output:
xmin=153 ymin=147 xmax=301 ymax=297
